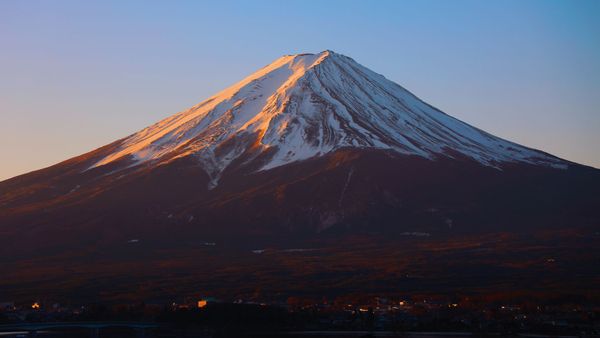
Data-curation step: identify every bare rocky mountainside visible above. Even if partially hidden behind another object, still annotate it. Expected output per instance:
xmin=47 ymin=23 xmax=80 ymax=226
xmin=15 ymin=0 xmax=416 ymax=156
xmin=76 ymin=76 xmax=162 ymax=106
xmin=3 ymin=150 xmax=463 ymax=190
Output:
xmin=1 ymin=51 xmax=598 ymax=303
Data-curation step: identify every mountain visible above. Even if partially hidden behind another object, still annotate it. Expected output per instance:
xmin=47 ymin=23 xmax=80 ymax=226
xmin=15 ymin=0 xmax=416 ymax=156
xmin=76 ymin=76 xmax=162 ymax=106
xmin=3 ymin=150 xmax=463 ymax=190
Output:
xmin=1 ymin=51 xmax=599 ymax=303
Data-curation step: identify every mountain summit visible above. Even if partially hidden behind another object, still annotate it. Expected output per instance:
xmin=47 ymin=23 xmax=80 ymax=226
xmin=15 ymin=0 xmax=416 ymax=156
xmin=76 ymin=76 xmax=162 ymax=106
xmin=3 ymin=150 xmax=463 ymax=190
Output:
xmin=89 ymin=51 xmax=565 ymax=188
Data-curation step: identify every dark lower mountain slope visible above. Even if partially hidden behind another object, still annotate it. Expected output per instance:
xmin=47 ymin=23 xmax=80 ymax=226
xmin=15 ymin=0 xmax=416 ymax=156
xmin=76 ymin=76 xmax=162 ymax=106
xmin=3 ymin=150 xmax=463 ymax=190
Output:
xmin=2 ymin=149 xmax=599 ymax=253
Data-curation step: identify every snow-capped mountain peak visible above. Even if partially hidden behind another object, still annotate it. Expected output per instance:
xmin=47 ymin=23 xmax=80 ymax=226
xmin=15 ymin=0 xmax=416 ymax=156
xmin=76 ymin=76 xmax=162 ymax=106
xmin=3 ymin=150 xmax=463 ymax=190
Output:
xmin=90 ymin=50 xmax=566 ymax=187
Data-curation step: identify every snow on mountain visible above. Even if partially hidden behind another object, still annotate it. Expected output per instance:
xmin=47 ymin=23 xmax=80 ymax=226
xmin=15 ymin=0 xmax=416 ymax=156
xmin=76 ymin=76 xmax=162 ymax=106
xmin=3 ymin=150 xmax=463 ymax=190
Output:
xmin=90 ymin=50 xmax=566 ymax=187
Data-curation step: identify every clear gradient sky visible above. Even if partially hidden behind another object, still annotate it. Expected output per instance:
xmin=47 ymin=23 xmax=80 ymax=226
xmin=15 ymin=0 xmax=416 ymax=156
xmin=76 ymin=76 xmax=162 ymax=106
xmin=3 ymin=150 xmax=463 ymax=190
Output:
xmin=1 ymin=0 xmax=599 ymax=180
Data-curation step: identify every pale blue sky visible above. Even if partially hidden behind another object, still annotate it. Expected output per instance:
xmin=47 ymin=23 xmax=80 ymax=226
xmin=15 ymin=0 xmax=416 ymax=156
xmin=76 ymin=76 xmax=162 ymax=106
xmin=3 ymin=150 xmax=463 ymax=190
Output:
xmin=1 ymin=0 xmax=599 ymax=180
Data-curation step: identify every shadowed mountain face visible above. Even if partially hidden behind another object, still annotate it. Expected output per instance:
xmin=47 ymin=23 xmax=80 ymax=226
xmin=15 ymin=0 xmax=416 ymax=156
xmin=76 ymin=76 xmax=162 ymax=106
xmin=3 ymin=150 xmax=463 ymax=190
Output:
xmin=1 ymin=51 xmax=599 ymax=303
